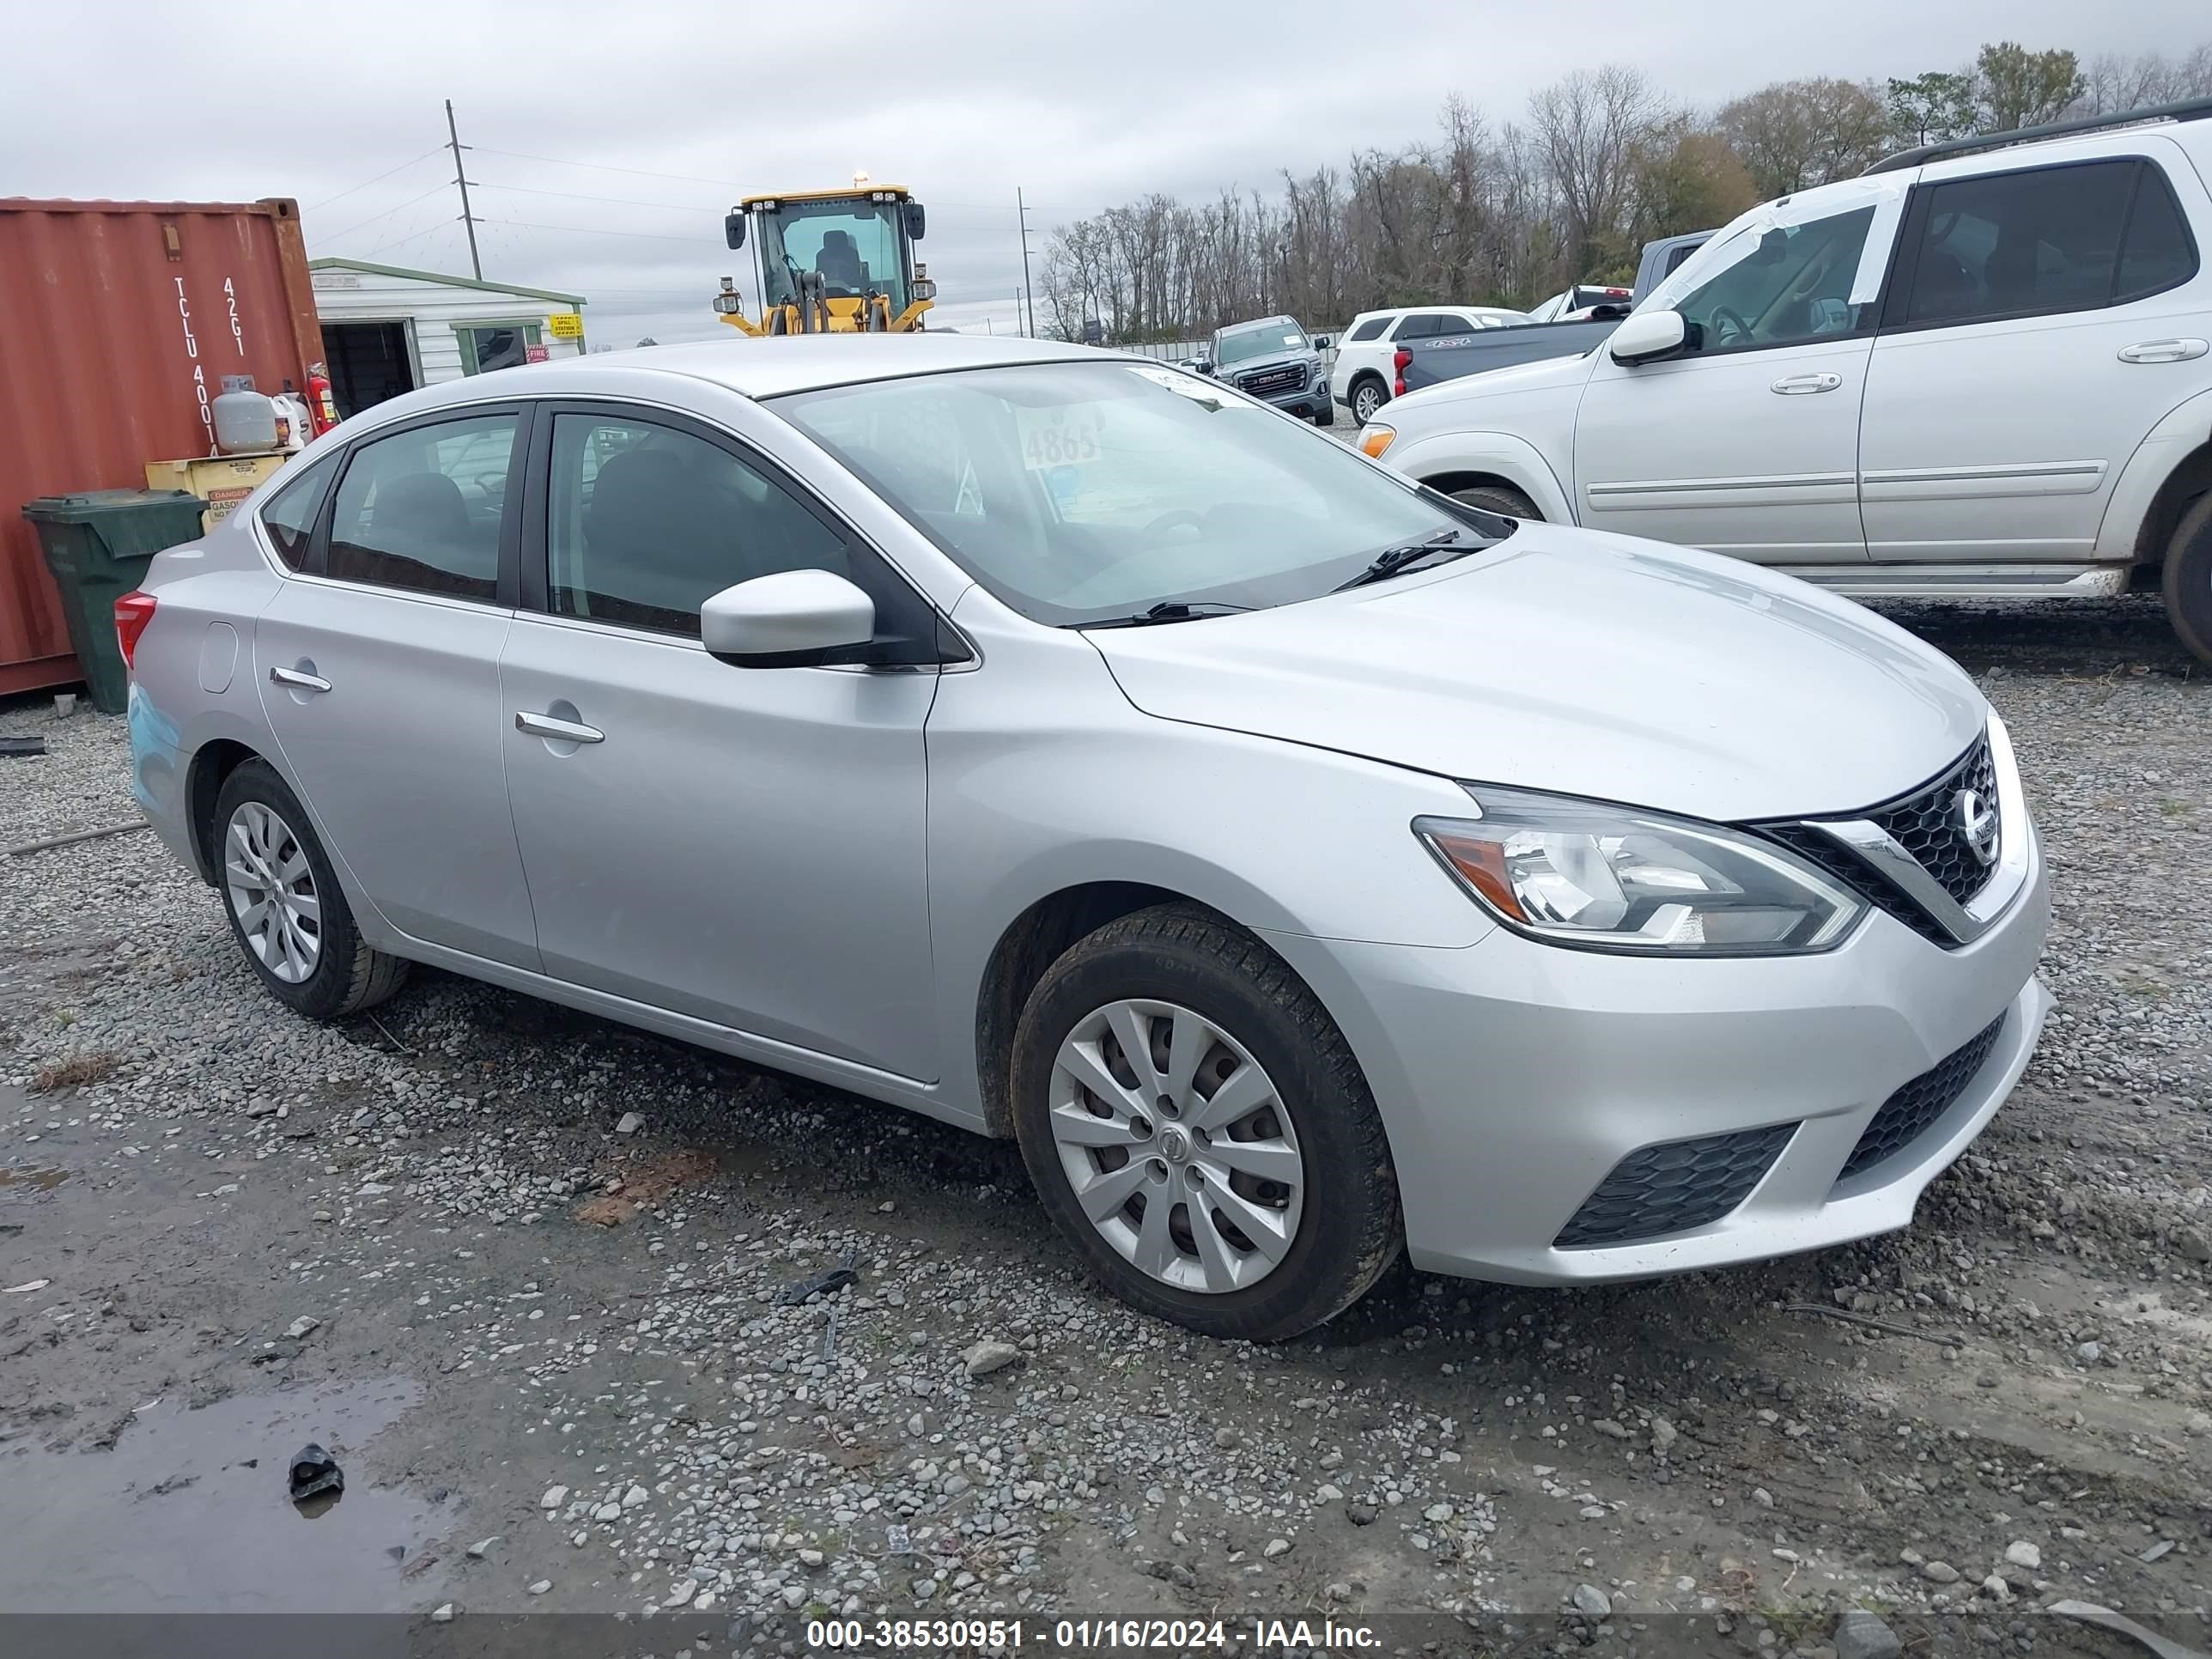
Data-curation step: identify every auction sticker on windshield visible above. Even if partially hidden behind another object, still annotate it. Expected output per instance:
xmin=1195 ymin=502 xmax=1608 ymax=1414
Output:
xmin=1017 ymin=405 xmax=1104 ymax=471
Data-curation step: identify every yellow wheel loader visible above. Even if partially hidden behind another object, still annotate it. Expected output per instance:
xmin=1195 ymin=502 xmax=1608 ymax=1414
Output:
xmin=712 ymin=179 xmax=938 ymax=335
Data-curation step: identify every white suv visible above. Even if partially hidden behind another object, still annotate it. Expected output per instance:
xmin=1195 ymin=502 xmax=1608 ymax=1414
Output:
xmin=1362 ymin=100 xmax=2212 ymax=664
xmin=1331 ymin=306 xmax=1528 ymax=425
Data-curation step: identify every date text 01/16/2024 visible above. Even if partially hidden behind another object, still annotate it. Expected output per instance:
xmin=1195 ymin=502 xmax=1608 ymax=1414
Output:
xmin=804 ymin=1617 xmax=1382 ymax=1651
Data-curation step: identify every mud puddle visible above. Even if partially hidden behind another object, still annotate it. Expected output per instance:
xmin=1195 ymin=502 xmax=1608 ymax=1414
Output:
xmin=0 ymin=1376 xmax=442 ymax=1613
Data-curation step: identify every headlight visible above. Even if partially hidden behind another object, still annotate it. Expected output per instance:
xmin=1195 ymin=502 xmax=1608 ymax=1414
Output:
xmin=1415 ymin=787 xmax=1865 ymax=955
xmin=1358 ymin=424 xmax=1395 ymax=459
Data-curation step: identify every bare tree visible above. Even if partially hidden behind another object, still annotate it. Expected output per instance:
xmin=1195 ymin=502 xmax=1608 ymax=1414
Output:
xmin=1528 ymin=65 xmax=1664 ymax=279
xmin=1717 ymin=78 xmax=1893 ymax=197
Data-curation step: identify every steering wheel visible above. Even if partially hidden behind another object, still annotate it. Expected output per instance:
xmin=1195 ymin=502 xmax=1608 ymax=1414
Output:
xmin=1139 ymin=508 xmax=1207 ymax=543
xmin=1707 ymin=305 xmax=1753 ymax=347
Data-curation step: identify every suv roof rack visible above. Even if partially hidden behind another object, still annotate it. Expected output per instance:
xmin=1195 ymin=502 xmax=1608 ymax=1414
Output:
xmin=1864 ymin=95 xmax=2212 ymax=176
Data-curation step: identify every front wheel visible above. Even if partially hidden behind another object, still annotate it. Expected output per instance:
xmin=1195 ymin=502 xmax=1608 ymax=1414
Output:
xmin=1009 ymin=904 xmax=1402 ymax=1341
xmin=1310 ymin=401 xmax=1334 ymax=428
xmin=2162 ymin=492 xmax=2212 ymax=668
xmin=1449 ymin=483 xmax=1540 ymax=520
xmin=213 ymin=759 xmax=409 ymax=1021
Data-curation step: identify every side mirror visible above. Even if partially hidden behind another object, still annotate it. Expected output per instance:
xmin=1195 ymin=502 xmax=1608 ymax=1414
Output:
xmin=724 ymin=211 xmax=747 ymax=252
xmin=1312 ymin=335 xmax=1333 ymax=350
xmin=903 ymin=200 xmax=927 ymax=241
xmin=701 ymin=570 xmax=876 ymax=668
xmin=1607 ymin=307 xmax=1687 ymax=364
xmin=1193 ymin=359 xmax=1214 ymax=377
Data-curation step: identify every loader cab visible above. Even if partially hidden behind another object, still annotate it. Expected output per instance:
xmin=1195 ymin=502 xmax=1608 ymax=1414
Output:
xmin=716 ymin=185 xmax=936 ymax=334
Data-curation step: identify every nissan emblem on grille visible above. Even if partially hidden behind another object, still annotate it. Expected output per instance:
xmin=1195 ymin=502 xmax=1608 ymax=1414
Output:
xmin=1954 ymin=787 xmax=1999 ymax=866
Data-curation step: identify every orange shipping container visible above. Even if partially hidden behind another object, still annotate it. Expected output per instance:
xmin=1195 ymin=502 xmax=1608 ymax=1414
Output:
xmin=0 ymin=197 xmax=323 ymax=695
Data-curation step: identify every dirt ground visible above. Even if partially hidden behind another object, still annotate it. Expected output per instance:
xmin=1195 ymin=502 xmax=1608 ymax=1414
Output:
xmin=1 ymin=598 xmax=2207 ymax=1658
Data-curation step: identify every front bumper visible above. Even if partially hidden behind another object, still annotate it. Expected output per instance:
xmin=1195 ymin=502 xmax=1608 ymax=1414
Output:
xmin=1261 ymin=819 xmax=2051 ymax=1285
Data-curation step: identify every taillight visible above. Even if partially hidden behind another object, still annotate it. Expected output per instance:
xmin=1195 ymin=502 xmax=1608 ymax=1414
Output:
xmin=1393 ymin=348 xmax=1412 ymax=398
xmin=114 ymin=591 xmax=157 ymax=671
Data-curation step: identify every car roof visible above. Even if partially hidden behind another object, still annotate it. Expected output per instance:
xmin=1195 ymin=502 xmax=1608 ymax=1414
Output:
xmin=372 ymin=333 xmax=1109 ymax=418
xmin=1217 ymin=315 xmax=1296 ymax=334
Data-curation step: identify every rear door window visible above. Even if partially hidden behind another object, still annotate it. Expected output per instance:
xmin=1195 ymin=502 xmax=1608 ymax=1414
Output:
xmin=1346 ymin=317 xmax=1390 ymax=343
xmin=1893 ymin=158 xmax=2193 ymax=328
xmin=326 ymin=411 xmax=521 ymax=601
xmin=258 ymin=453 xmax=337 ymax=571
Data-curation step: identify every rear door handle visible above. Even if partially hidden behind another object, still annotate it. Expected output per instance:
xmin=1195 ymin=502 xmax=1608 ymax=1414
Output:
xmin=515 ymin=710 xmax=605 ymax=744
xmin=1771 ymin=372 xmax=1843 ymax=394
xmin=2118 ymin=337 xmax=2209 ymax=364
xmin=269 ymin=665 xmax=331 ymax=693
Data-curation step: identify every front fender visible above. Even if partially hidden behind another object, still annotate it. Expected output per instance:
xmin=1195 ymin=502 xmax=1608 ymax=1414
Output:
xmin=1387 ymin=428 xmax=1577 ymax=524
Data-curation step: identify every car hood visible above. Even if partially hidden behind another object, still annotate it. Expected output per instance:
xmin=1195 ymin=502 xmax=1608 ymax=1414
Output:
xmin=1088 ymin=527 xmax=1987 ymax=822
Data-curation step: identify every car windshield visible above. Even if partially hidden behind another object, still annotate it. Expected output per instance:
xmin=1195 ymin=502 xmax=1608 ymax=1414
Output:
xmin=1213 ymin=323 xmax=1306 ymax=365
xmin=775 ymin=362 xmax=1508 ymax=626
xmin=757 ymin=198 xmax=908 ymax=313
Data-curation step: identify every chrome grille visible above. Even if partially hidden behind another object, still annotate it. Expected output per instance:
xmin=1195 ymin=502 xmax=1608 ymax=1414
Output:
xmin=1237 ymin=362 xmax=1306 ymax=398
xmin=1753 ymin=734 xmax=1999 ymax=946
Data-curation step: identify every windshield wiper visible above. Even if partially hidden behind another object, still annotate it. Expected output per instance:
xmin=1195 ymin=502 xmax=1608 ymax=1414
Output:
xmin=1066 ymin=601 xmax=1254 ymax=630
xmin=1332 ymin=528 xmax=1480 ymax=592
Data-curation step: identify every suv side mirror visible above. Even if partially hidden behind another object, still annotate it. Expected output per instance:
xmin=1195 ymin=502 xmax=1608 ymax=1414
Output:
xmin=1312 ymin=335 xmax=1333 ymax=350
xmin=1608 ymin=308 xmax=1687 ymax=364
xmin=724 ymin=211 xmax=747 ymax=252
xmin=702 ymin=570 xmax=876 ymax=668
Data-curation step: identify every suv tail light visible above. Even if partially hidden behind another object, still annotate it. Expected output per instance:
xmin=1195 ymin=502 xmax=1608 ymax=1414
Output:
xmin=114 ymin=591 xmax=157 ymax=671
xmin=1393 ymin=348 xmax=1412 ymax=398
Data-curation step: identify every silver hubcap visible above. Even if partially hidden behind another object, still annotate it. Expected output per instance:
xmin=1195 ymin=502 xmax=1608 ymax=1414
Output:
xmin=1048 ymin=1000 xmax=1304 ymax=1295
xmin=1355 ymin=385 xmax=1382 ymax=422
xmin=224 ymin=801 xmax=321 ymax=983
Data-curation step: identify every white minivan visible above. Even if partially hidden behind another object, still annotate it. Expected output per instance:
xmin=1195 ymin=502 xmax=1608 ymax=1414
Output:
xmin=1362 ymin=101 xmax=2212 ymax=663
xmin=1330 ymin=306 xmax=1528 ymax=424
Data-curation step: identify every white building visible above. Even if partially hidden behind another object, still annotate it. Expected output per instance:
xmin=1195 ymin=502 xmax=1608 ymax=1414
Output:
xmin=308 ymin=258 xmax=588 ymax=417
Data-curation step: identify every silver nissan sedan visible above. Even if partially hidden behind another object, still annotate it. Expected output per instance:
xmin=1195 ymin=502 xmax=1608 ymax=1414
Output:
xmin=122 ymin=335 xmax=2051 ymax=1341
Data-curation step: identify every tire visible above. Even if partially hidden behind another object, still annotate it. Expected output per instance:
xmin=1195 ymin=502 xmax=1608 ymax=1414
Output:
xmin=2161 ymin=491 xmax=2212 ymax=669
xmin=1009 ymin=902 xmax=1402 ymax=1341
xmin=1449 ymin=483 xmax=1540 ymax=521
xmin=1310 ymin=402 xmax=1334 ymax=428
xmin=212 ymin=759 xmax=409 ymax=1022
xmin=1349 ymin=377 xmax=1388 ymax=425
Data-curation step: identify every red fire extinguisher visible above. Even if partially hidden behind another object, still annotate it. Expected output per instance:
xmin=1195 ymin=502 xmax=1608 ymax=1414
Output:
xmin=306 ymin=362 xmax=338 ymax=435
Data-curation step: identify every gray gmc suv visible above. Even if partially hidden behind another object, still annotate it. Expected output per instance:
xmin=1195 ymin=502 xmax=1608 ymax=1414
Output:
xmin=1197 ymin=315 xmax=1333 ymax=424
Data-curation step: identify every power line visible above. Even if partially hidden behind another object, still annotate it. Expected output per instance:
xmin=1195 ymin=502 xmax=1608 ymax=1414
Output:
xmin=473 ymin=145 xmax=740 ymax=189
xmin=479 ymin=217 xmax=704 ymax=245
xmin=472 ymin=180 xmax=721 ymax=214
xmin=316 ymin=180 xmax=454 ymax=246
xmin=303 ymin=147 xmax=447 ymax=214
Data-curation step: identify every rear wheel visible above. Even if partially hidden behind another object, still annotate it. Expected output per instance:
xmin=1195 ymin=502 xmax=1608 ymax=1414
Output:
xmin=1009 ymin=903 xmax=1402 ymax=1341
xmin=1350 ymin=377 xmax=1388 ymax=425
xmin=2162 ymin=492 xmax=2212 ymax=668
xmin=213 ymin=760 xmax=408 ymax=1021
xmin=1449 ymin=483 xmax=1540 ymax=520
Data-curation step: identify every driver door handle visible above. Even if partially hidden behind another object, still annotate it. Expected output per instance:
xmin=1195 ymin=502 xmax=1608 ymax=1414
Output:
xmin=1771 ymin=372 xmax=1843 ymax=394
xmin=2118 ymin=337 xmax=2208 ymax=364
xmin=269 ymin=665 xmax=331 ymax=693
xmin=516 ymin=710 xmax=605 ymax=744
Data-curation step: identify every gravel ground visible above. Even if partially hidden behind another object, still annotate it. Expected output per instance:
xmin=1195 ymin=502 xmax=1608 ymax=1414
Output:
xmin=1 ymin=595 xmax=2208 ymax=1656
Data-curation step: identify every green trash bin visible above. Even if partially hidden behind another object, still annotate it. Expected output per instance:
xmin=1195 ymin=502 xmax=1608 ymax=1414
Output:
xmin=21 ymin=489 xmax=207 ymax=714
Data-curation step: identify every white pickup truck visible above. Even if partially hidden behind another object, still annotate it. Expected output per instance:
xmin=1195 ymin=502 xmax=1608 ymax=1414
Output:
xmin=1360 ymin=99 xmax=2212 ymax=664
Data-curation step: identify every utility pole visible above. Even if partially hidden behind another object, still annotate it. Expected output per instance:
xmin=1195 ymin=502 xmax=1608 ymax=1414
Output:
xmin=446 ymin=99 xmax=483 ymax=280
xmin=1017 ymin=187 xmax=1036 ymax=337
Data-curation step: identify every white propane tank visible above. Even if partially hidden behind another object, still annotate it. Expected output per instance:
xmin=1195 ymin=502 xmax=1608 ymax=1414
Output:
xmin=211 ymin=375 xmax=279 ymax=454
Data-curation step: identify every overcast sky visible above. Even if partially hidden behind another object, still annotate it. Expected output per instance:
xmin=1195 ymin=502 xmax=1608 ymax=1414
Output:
xmin=5 ymin=0 xmax=2203 ymax=345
